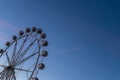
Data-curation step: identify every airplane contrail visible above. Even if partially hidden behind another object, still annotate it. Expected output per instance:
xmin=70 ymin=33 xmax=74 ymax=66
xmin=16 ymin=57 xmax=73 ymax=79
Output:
xmin=55 ymin=46 xmax=84 ymax=54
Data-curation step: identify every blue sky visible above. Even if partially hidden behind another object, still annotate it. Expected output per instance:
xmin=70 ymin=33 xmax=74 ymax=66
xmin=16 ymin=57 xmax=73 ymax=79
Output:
xmin=0 ymin=0 xmax=120 ymax=80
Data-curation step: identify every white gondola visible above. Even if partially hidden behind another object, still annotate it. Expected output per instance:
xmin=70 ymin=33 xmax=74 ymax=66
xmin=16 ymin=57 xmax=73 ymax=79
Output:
xmin=38 ymin=63 xmax=45 ymax=70
xmin=31 ymin=27 xmax=37 ymax=32
xmin=26 ymin=28 xmax=31 ymax=33
xmin=6 ymin=41 xmax=10 ymax=46
xmin=32 ymin=77 xmax=39 ymax=80
xmin=41 ymin=32 xmax=46 ymax=39
xmin=37 ymin=28 xmax=42 ymax=34
xmin=42 ymin=51 xmax=48 ymax=57
xmin=12 ymin=35 xmax=17 ymax=40
xmin=19 ymin=31 xmax=24 ymax=35
xmin=42 ymin=40 xmax=48 ymax=47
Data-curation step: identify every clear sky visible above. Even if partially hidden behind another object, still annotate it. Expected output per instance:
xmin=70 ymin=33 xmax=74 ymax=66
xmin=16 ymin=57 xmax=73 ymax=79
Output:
xmin=0 ymin=0 xmax=120 ymax=80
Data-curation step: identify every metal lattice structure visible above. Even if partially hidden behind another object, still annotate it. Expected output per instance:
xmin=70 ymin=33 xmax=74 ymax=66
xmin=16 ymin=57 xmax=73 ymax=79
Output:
xmin=0 ymin=27 xmax=48 ymax=80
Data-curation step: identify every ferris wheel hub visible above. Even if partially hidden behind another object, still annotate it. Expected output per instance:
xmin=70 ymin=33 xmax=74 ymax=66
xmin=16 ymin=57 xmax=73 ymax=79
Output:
xmin=4 ymin=65 xmax=14 ymax=70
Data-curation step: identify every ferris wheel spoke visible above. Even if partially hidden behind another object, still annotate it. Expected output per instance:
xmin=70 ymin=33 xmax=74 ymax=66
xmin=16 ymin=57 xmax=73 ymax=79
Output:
xmin=11 ymin=41 xmax=17 ymax=63
xmin=11 ymin=70 xmax=16 ymax=80
xmin=15 ymin=51 xmax=39 ymax=66
xmin=0 ymin=64 xmax=7 ymax=68
xmin=14 ymin=67 xmax=32 ymax=72
xmin=16 ymin=36 xmax=28 ymax=54
xmin=16 ymin=39 xmax=37 ymax=62
xmin=0 ymin=70 xmax=6 ymax=79
xmin=6 ymin=52 xmax=11 ymax=65
xmin=0 ymin=70 xmax=5 ymax=75
xmin=6 ymin=70 xmax=10 ymax=79
xmin=14 ymin=36 xmax=28 ymax=61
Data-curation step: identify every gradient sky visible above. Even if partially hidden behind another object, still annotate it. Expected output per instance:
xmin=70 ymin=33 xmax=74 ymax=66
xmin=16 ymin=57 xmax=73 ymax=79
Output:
xmin=0 ymin=0 xmax=120 ymax=80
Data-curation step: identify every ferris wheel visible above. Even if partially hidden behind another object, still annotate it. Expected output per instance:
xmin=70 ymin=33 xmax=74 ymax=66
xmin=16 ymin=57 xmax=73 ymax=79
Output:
xmin=0 ymin=27 xmax=48 ymax=80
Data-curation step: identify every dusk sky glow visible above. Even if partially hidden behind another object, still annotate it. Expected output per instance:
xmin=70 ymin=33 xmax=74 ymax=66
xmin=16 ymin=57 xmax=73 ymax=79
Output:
xmin=0 ymin=0 xmax=120 ymax=80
